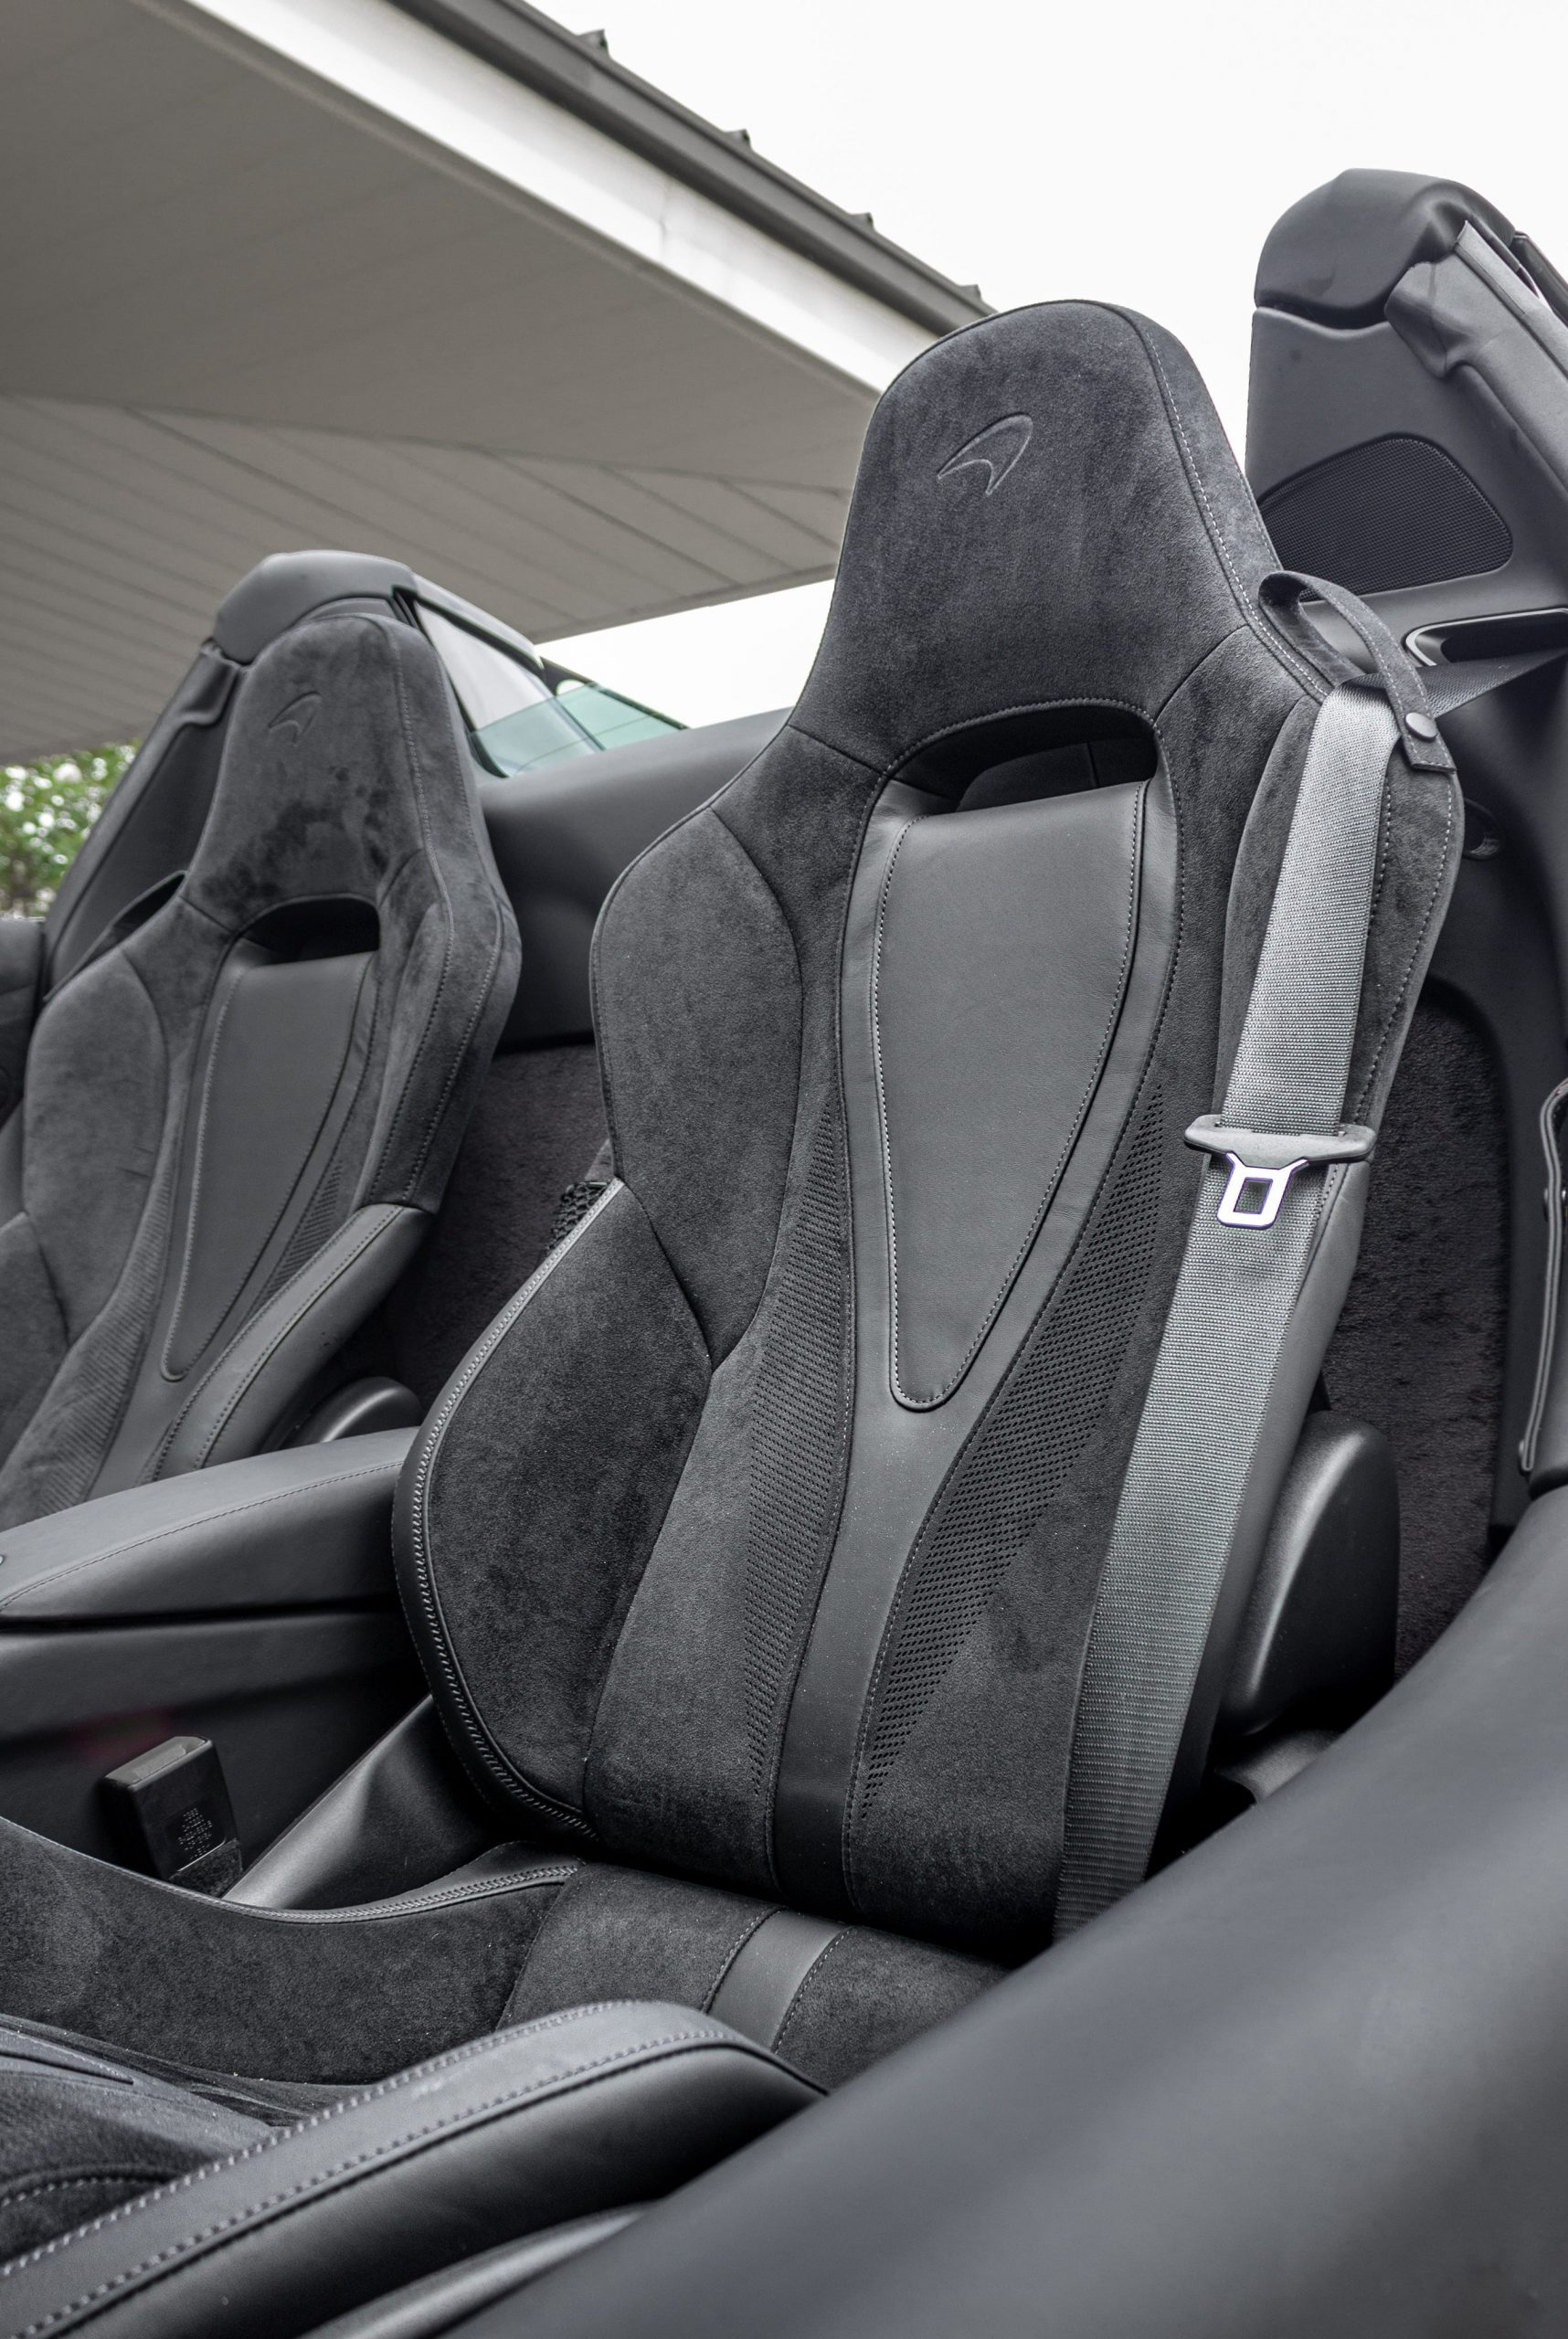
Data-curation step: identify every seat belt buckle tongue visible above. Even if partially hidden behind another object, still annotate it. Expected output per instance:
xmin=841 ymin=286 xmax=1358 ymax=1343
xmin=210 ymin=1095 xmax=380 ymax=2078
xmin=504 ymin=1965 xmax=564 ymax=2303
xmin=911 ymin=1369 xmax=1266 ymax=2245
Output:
xmin=1183 ymin=1117 xmax=1375 ymax=1231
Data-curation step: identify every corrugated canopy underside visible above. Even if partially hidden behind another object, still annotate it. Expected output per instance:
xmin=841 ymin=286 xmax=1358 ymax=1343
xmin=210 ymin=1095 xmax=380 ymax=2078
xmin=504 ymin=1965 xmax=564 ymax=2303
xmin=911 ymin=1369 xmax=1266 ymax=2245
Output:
xmin=0 ymin=0 xmax=956 ymax=757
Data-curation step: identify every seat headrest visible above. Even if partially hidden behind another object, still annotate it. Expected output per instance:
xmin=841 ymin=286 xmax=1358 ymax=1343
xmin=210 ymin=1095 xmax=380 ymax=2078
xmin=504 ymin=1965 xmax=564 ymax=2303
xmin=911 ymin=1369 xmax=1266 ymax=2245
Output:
xmin=179 ymin=608 xmax=482 ymax=935
xmin=792 ymin=302 xmax=1295 ymax=791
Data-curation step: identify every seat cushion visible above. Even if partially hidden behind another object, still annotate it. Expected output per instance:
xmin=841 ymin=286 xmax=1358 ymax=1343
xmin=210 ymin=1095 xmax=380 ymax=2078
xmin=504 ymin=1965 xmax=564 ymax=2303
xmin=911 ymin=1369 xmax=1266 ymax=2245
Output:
xmin=0 ymin=2023 xmax=269 ymax=2263
xmin=0 ymin=609 xmax=519 ymax=1529
xmin=0 ymin=1837 xmax=997 ymax=2328
xmin=503 ymin=1863 xmax=1003 ymax=2091
xmin=0 ymin=2005 xmax=812 ymax=2339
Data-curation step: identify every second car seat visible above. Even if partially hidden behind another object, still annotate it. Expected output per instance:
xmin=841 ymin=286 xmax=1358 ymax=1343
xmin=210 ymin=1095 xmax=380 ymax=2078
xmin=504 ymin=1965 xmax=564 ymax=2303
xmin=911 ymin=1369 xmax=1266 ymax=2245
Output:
xmin=0 ymin=606 xmax=519 ymax=1528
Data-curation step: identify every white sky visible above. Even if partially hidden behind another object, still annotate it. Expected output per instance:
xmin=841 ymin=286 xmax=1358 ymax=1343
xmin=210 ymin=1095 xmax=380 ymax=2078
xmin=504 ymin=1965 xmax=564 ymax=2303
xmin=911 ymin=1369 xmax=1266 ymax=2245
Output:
xmin=544 ymin=0 xmax=1568 ymax=725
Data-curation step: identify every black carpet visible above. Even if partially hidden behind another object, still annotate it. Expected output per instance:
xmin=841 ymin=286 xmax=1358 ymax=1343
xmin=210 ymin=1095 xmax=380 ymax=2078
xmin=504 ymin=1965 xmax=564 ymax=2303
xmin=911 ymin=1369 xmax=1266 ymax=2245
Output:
xmin=1325 ymin=995 xmax=1509 ymax=1672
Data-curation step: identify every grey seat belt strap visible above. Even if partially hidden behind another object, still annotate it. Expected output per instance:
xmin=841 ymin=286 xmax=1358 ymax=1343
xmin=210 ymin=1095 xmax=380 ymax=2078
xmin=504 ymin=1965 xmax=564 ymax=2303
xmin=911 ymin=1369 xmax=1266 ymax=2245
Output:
xmin=1054 ymin=680 xmax=1404 ymax=1935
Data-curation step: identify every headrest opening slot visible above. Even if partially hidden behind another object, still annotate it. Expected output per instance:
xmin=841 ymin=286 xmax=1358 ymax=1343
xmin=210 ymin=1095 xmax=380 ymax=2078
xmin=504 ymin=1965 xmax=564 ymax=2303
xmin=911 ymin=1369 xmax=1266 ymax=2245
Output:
xmin=894 ymin=705 xmax=1159 ymax=813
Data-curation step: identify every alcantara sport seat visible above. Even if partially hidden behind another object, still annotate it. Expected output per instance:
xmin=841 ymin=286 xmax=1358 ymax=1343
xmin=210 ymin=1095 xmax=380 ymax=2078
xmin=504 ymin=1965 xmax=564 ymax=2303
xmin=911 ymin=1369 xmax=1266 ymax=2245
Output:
xmin=0 ymin=301 xmax=1460 ymax=2336
xmin=0 ymin=606 xmax=519 ymax=1528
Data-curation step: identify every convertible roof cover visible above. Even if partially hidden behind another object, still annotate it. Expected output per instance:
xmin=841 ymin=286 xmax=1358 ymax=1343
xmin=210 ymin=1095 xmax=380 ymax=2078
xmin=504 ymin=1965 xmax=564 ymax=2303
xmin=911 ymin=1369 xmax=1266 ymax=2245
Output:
xmin=0 ymin=0 xmax=987 ymax=757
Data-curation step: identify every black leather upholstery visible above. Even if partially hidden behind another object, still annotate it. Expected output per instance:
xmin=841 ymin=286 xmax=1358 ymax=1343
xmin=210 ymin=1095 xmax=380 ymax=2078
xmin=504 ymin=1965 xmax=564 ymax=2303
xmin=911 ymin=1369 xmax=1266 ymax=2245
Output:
xmin=874 ymin=781 xmax=1152 ymax=1406
xmin=228 ymin=1700 xmax=493 ymax=1910
xmin=0 ymin=1433 xmax=412 ymax=1620
xmin=0 ymin=2006 xmax=811 ymax=2339
xmin=0 ymin=302 xmax=1459 ymax=2332
xmin=0 ymin=607 xmax=519 ymax=1529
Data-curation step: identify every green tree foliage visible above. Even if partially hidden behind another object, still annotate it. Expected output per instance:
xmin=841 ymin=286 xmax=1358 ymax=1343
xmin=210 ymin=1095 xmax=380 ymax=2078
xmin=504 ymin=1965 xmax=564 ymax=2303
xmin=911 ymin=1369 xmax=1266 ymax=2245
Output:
xmin=0 ymin=744 xmax=137 ymax=917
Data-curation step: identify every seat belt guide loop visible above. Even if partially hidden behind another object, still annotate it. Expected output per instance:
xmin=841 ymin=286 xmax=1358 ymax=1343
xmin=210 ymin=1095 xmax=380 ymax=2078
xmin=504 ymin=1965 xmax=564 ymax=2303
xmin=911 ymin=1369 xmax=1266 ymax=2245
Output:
xmin=1184 ymin=1116 xmax=1375 ymax=1231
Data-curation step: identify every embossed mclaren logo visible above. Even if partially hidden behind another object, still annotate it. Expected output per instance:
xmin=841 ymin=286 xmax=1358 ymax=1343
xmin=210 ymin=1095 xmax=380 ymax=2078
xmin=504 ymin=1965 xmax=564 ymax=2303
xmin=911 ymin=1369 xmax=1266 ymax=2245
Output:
xmin=268 ymin=691 xmax=322 ymax=744
xmin=937 ymin=413 xmax=1033 ymax=497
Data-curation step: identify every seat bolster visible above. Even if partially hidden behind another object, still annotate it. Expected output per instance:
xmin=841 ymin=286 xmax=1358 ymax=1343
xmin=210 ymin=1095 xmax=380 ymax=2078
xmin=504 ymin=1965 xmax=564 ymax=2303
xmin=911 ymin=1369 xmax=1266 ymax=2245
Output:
xmin=0 ymin=2005 xmax=815 ymax=2339
xmin=228 ymin=1700 xmax=493 ymax=1909
xmin=0 ymin=915 xmax=40 ymax=1135
xmin=154 ymin=1205 xmax=428 ymax=1481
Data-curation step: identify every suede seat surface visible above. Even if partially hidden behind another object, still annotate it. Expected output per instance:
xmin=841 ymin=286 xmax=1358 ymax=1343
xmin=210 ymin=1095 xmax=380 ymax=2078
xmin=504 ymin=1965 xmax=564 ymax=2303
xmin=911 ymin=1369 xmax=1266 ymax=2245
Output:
xmin=0 ymin=1816 xmax=999 ymax=2261
xmin=0 ymin=303 xmax=1461 ymax=2284
xmin=407 ymin=301 xmax=1456 ymax=1954
xmin=0 ymin=609 xmax=519 ymax=1528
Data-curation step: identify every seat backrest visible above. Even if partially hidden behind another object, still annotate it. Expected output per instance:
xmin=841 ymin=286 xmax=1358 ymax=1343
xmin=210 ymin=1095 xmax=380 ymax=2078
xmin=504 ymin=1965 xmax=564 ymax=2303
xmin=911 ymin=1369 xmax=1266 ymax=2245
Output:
xmin=0 ymin=607 xmax=519 ymax=1529
xmin=398 ymin=302 xmax=1460 ymax=1953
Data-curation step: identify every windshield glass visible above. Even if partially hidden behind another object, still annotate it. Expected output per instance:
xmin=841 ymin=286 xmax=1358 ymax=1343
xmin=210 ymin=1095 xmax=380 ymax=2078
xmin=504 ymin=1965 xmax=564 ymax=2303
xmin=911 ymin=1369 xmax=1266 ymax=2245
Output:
xmin=417 ymin=599 xmax=683 ymax=777
xmin=554 ymin=680 xmax=682 ymax=752
xmin=417 ymin=605 xmax=551 ymax=732
xmin=471 ymin=699 xmax=600 ymax=777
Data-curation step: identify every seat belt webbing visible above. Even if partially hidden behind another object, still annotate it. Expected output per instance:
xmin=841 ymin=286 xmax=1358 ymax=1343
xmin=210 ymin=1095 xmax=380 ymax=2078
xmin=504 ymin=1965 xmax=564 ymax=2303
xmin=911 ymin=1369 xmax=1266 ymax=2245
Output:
xmin=1054 ymin=679 xmax=1403 ymax=1934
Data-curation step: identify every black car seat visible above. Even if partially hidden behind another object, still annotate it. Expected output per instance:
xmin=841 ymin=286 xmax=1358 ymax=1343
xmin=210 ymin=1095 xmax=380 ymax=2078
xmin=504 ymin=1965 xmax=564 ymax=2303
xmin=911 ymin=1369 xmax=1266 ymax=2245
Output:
xmin=6 ymin=556 xmax=460 ymax=1072
xmin=0 ymin=301 xmax=1460 ymax=2335
xmin=0 ymin=549 xmax=758 ymax=1475
xmin=0 ymin=601 xmax=520 ymax=1529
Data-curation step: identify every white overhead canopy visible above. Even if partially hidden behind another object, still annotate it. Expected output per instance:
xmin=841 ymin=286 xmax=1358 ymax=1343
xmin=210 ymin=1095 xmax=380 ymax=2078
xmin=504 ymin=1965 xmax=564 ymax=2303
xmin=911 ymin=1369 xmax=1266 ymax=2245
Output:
xmin=0 ymin=0 xmax=985 ymax=757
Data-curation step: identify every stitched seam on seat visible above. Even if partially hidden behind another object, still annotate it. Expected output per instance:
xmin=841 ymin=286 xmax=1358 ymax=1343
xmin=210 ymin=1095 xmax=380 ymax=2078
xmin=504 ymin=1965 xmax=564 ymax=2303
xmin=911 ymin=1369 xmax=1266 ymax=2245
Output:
xmin=2 ymin=2018 xmax=736 ymax=2327
xmin=0 ymin=2174 xmax=170 ymax=2216
xmin=406 ymin=923 xmax=503 ymax=1202
xmin=404 ymin=1185 xmax=620 ymax=1833
xmin=169 ymin=939 xmax=384 ymax=1370
xmin=883 ymin=692 xmax=1157 ymax=792
xmin=0 ymin=1462 xmax=397 ymax=1612
xmin=842 ymin=756 xmax=1196 ymax=1902
xmin=498 ymin=1867 xmax=593 ymax=2013
xmin=152 ymin=1205 xmax=408 ymax=1474
xmin=592 ymin=800 xmax=749 ymax=1186
xmin=1 ymin=2004 xmax=673 ymax=2274
xmin=158 ymin=958 xmax=249 ymax=1380
xmin=369 ymin=625 xmax=482 ymax=1207
xmin=259 ymin=1863 xmax=578 ymax=1924
xmin=585 ymin=789 xmax=870 ymax=1860
xmin=874 ymin=782 xmax=1146 ymax=1406
xmin=1118 ymin=312 xmax=1324 ymax=701
xmin=3 ymin=942 xmax=182 ymax=1501
xmin=705 ymin=808 xmax=808 ymax=1361
xmin=162 ymin=949 xmax=375 ymax=1379
xmin=845 ymin=1090 xmax=1173 ymax=1897
xmin=770 ymin=1929 xmax=852 ymax=2057
xmin=869 ymin=816 xmax=917 ymax=1407
xmin=1152 ymin=623 xmax=1249 ymax=723
xmin=343 ymin=619 xmax=454 ymax=1207
xmin=697 ymin=1906 xmax=779 ymax=2015
xmin=15 ymin=945 xmax=177 ymax=1422
xmin=780 ymin=719 xmax=881 ymax=774
xmin=595 ymin=806 xmax=804 ymax=1376
xmin=756 ymin=771 xmax=899 ymax=1889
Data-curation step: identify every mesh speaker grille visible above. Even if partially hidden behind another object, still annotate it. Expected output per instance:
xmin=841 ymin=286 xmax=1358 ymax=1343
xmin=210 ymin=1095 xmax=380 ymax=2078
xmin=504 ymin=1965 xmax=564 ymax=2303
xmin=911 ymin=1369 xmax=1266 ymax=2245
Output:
xmin=1260 ymin=436 xmax=1511 ymax=597
xmin=860 ymin=1099 xmax=1164 ymax=1800
xmin=744 ymin=1106 xmax=853 ymax=1793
